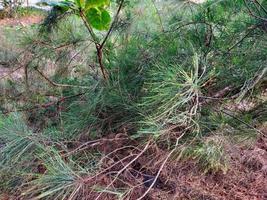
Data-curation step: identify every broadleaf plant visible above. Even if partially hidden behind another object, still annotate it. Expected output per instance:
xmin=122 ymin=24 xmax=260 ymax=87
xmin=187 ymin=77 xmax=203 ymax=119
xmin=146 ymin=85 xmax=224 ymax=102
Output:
xmin=50 ymin=0 xmax=111 ymax=30
xmin=86 ymin=7 xmax=111 ymax=30
xmin=47 ymin=0 xmax=124 ymax=80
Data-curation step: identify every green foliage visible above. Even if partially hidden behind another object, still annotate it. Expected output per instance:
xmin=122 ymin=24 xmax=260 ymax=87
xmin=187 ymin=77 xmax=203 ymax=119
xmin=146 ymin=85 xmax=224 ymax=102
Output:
xmin=179 ymin=138 xmax=228 ymax=173
xmin=61 ymin=79 xmax=140 ymax=139
xmin=0 ymin=114 xmax=42 ymax=166
xmin=22 ymin=151 xmax=88 ymax=199
xmin=168 ymin=0 xmax=267 ymax=91
xmin=48 ymin=0 xmax=112 ymax=31
xmin=1 ymin=0 xmax=267 ymax=198
xmin=86 ymin=7 xmax=111 ymax=30
xmin=138 ymin=53 xmax=208 ymax=136
xmin=0 ymin=114 xmax=43 ymax=193
xmin=0 ymin=114 xmax=100 ymax=198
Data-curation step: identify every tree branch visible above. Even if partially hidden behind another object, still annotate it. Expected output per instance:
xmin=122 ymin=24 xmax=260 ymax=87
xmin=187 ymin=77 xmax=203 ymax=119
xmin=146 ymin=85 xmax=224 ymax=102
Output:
xmin=35 ymin=68 xmax=90 ymax=89
xmin=100 ymin=0 xmax=125 ymax=49
xmin=243 ymin=0 xmax=267 ymax=22
xmin=226 ymin=25 xmax=258 ymax=53
xmin=2 ymin=92 xmax=86 ymax=115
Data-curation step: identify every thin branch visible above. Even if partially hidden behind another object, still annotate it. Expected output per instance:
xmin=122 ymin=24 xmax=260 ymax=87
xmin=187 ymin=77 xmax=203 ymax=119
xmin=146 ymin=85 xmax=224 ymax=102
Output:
xmin=64 ymin=137 xmax=129 ymax=157
xmin=215 ymin=108 xmax=264 ymax=136
xmin=243 ymin=0 xmax=267 ymax=22
xmin=227 ymin=25 xmax=258 ymax=53
xmin=136 ymin=149 xmax=174 ymax=200
xmin=79 ymin=10 xmax=99 ymax=44
xmin=95 ymin=140 xmax=151 ymax=200
xmin=67 ymin=42 xmax=94 ymax=67
xmin=0 ymin=65 xmax=24 ymax=80
xmin=137 ymin=132 xmax=186 ymax=200
xmin=100 ymin=0 xmax=125 ymax=49
xmin=2 ymin=92 xmax=86 ymax=114
xmin=232 ymin=67 xmax=267 ymax=100
xmin=35 ymin=68 xmax=91 ymax=89
xmin=79 ymin=10 xmax=108 ymax=80
xmin=254 ymin=0 xmax=267 ymax=15
xmin=96 ymin=44 xmax=108 ymax=80
xmin=82 ymin=151 xmax=140 ymax=184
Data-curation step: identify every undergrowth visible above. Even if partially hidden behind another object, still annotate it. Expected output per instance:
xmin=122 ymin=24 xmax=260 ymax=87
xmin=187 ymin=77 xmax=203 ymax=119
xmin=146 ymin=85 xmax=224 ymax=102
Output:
xmin=0 ymin=0 xmax=266 ymax=199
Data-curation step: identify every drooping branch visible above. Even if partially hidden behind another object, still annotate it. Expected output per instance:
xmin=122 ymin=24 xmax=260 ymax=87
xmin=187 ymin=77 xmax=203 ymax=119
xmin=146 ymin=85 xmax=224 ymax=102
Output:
xmin=227 ymin=25 xmax=258 ymax=53
xmin=35 ymin=68 xmax=90 ymax=89
xmin=2 ymin=92 xmax=86 ymax=115
xmin=254 ymin=0 xmax=267 ymax=15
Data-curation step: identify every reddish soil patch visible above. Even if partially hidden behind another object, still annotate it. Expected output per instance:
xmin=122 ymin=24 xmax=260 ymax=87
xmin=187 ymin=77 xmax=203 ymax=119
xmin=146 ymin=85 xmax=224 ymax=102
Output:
xmin=0 ymin=15 xmax=43 ymax=26
xmin=62 ymin=133 xmax=267 ymax=200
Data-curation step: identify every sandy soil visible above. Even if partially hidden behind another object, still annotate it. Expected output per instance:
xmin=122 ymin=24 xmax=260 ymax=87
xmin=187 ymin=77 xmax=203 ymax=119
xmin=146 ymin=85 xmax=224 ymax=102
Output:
xmin=0 ymin=15 xmax=43 ymax=26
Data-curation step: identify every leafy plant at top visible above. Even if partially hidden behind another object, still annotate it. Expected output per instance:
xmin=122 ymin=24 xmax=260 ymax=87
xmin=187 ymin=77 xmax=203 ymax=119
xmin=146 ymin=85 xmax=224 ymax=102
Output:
xmin=86 ymin=7 xmax=111 ymax=30
xmin=49 ymin=0 xmax=111 ymax=31
xmin=44 ymin=0 xmax=124 ymax=80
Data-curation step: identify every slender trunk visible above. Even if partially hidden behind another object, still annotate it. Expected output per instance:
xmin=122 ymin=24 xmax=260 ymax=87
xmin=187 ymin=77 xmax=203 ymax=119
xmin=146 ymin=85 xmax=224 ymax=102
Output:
xmin=96 ymin=45 xmax=107 ymax=80
xmin=79 ymin=10 xmax=108 ymax=80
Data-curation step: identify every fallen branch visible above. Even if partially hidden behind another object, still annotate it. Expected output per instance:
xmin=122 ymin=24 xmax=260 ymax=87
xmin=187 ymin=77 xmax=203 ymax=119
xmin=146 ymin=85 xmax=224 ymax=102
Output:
xmin=94 ymin=140 xmax=151 ymax=200
xmin=35 ymin=68 xmax=90 ymax=89
xmin=2 ymin=92 xmax=86 ymax=115
xmin=137 ymin=131 xmax=186 ymax=200
xmin=137 ymin=149 xmax=174 ymax=200
xmin=64 ymin=137 xmax=129 ymax=157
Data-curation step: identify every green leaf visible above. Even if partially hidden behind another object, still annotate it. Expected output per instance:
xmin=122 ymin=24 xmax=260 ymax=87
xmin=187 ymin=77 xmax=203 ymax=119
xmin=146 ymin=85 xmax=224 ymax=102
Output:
xmin=86 ymin=7 xmax=111 ymax=30
xmin=75 ymin=0 xmax=85 ymax=8
xmin=85 ymin=0 xmax=110 ymax=9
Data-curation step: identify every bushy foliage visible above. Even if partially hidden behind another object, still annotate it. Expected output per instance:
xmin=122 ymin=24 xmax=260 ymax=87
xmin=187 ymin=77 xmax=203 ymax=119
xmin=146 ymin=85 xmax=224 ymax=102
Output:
xmin=0 ymin=0 xmax=266 ymax=199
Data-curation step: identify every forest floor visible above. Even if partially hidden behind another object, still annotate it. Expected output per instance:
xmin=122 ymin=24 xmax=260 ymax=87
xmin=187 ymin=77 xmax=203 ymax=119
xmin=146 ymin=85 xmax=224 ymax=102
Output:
xmin=143 ymin=127 xmax=267 ymax=200
xmin=114 ymin=131 xmax=267 ymax=200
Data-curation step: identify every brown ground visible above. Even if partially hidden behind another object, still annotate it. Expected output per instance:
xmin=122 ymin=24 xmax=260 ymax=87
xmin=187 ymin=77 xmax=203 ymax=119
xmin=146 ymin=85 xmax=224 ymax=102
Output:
xmin=0 ymin=15 xmax=44 ymax=80
xmin=1 ymin=133 xmax=266 ymax=200
xmin=83 ymin=132 xmax=267 ymax=200
xmin=0 ymin=15 xmax=43 ymax=26
xmin=79 ymin=91 xmax=267 ymax=200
